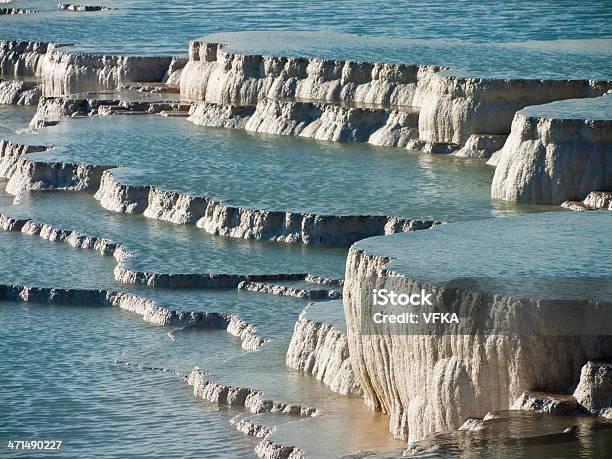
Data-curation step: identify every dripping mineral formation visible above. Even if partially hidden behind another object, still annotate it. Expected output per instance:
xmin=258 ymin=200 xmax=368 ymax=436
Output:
xmin=343 ymin=212 xmax=612 ymax=443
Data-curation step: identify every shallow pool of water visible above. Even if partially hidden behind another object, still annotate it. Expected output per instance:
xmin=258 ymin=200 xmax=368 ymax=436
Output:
xmin=0 ymin=300 xmax=258 ymax=458
xmin=14 ymin=115 xmax=550 ymax=221
xmin=1 ymin=190 xmax=348 ymax=278
xmin=2 ymin=1 xmax=612 ymax=80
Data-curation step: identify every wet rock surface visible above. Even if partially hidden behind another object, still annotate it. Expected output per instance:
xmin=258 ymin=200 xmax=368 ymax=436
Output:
xmin=492 ymin=96 xmax=612 ymax=204
xmin=57 ymin=4 xmax=116 ymax=12
xmin=0 ymin=80 xmax=41 ymax=105
xmin=286 ymin=301 xmax=362 ymax=396
xmin=511 ymin=391 xmax=579 ymax=415
xmin=343 ymin=212 xmax=612 ymax=442
xmin=573 ymin=361 xmax=612 ymax=417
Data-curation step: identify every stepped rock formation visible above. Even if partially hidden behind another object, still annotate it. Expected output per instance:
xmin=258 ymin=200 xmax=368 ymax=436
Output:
xmin=343 ymin=213 xmax=612 ymax=443
xmin=94 ymin=170 xmax=437 ymax=246
xmin=31 ymin=95 xmax=191 ymax=125
xmin=0 ymin=213 xmax=128 ymax=259
xmin=0 ymin=140 xmax=49 ymax=178
xmin=0 ymin=7 xmax=36 ymax=14
xmin=187 ymin=102 xmax=255 ymax=129
xmin=491 ymin=97 xmax=612 ymax=204
xmin=0 ymin=40 xmax=172 ymax=95
xmin=511 ymin=391 xmax=578 ymax=415
xmin=243 ymin=98 xmax=419 ymax=147
xmin=2 ymin=39 xmax=610 ymax=204
xmin=286 ymin=301 xmax=362 ymax=396
xmin=187 ymin=368 xmax=318 ymax=416
xmin=237 ymin=281 xmax=341 ymax=300
xmin=453 ymin=134 xmax=507 ymax=159
xmin=0 ymin=284 xmax=267 ymax=350
xmin=0 ymin=79 xmax=41 ymax=105
xmin=179 ymin=41 xmax=440 ymax=106
xmin=417 ymin=75 xmax=610 ymax=145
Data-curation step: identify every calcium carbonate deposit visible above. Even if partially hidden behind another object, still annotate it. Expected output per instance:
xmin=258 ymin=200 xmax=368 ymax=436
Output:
xmin=1 ymin=1 xmax=610 ymax=458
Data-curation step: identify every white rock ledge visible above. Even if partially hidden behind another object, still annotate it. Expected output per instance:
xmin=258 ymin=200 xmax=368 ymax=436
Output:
xmin=343 ymin=213 xmax=612 ymax=443
xmin=561 ymin=191 xmax=612 ymax=211
xmin=286 ymin=301 xmax=362 ymax=396
xmin=237 ymin=281 xmax=341 ymax=300
xmin=94 ymin=170 xmax=437 ymax=246
xmin=0 ymin=284 xmax=268 ymax=350
xmin=1 ymin=40 xmax=173 ymax=95
xmin=491 ymin=96 xmax=612 ymax=204
xmin=31 ymin=95 xmax=191 ymax=125
xmin=0 ymin=213 xmax=129 ymax=259
xmin=57 ymin=4 xmax=115 ymax=12
xmin=187 ymin=368 xmax=318 ymax=416
xmin=0 ymin=79 xmax=41 ymax=105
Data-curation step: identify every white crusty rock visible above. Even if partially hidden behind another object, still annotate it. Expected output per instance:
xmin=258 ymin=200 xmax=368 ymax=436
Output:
xmin=0 ymin=7 xmax=36 ymax=14
xmin=243 ymin=98 xmax=419 ymax=147
xmin=57 ymin=3 xmax=115 ymax=12
xmin=31 ymin=96 xmax=191 ymax=125
xmin=114 ymin=263 xmax=303 ymax=289
xmin=573 ymin=361 xmax=612 ymax=417
xmin=0 ymin=140 xmax=49 ymax=179
xmin=187 ymin=369 xmax=318 ymax=417
xmin=0 ymin=284 xmax=267 ymax=350
xmin=255 ymin=439 xmax=304 ymax=459
xmin=343 ymin=220 xmax=612 ymax=442
xmin=230 ymin=414 xmax=274 ymax=439
xmin=511 ymin=391 xmax=578 ymax=415
xmin=561 ymin=191 xmax=612 ymax=211
xmin=179 ymin=41 xmax=441 ymax=106
xmin=453 ymin=134 xmax=507 ymax=159
xmin=187 ymin=103 xmax=255 ymax=129
xmin=286 ymin=301 xmax=362 ymax=396
xmin=237 ymin=281 xmax=341 ymax=300
xmin=418 ymin=74 xmax=611 ymax=145
xmin=0 ymin=79 xmax=41 ymax=105
xmin=0 ymin=213 xmax=126 ymax=259
xmin=1 ymin=40 xmax=173 ymax=95
xmin=94 ymin=170 xmax=437 ymax=246
xmin=491 ymin=98 xmax=611 ymax=204
xmin=6 ymin=156 xmax=115 ymax=195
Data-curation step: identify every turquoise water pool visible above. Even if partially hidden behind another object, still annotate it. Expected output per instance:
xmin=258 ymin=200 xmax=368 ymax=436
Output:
xmin=15 ymin=115 xmax=550 ymax=220
xmin=2 ymin=1 xmax=612 ymax=80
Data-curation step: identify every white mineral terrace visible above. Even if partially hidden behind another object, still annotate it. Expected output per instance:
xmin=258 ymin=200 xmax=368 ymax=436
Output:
xmin=0 ymin=26 xmax=611 ymax=459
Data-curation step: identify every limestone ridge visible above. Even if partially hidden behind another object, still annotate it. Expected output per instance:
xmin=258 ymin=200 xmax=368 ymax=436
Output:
xmin=562 ymin=191 xmax=612 ymax=211
xmin=1 ymin=139 xmax=438 ymax=246
xmin=4 ymin=38 xmax=611 ymax=204
xmin=0 ymin=284 xmax=267 ymax=351
xmin=492 ymin=99 xmax=612 ymax=204
xmin=342 ymin=246 xmax=612 ymax=443
xmin=237 ymin=281 xmax=342 ymax=300
xmin=0 ymin=139 xmax=116 ymax=195
xmin=188 ymin=369 xmax=310 ymax=458
xmin=0 ymin=213 xmax=130 ymax=260
xmin=0 ymin=40 xmax=172 ymax=94
xmin=57 ymin=4 xmax=116 ymax=12
xmin=179 ymin=42 xmax=440 ymax=106
xmin=0 ymin=79 xmax=41 ymax=105
xmin=0 ymin=8 xmax=37 ymax=15
xmin=94 ymin=170 xmax=437 ymax=246
xmin=0 ymin=211 xmax=333 ymax=293
xmin=286 ymin=301 xmax=362 ymax=396
xmin=31 ymin=96 xmax=191 ymax=125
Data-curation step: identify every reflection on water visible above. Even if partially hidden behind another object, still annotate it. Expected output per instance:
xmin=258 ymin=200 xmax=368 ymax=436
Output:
xmin=408 ymin=411 xmax=612 ymax=459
